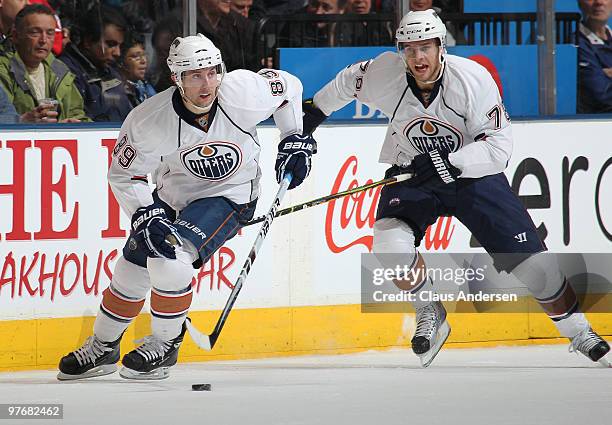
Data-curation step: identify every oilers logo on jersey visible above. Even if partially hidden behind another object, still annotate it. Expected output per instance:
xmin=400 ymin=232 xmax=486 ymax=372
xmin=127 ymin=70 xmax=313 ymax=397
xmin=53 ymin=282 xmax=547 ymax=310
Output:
xmin=180 ymin=142 xmax=243 ymax=181
xmin=404 ymin=117 xmax=464 ymax=154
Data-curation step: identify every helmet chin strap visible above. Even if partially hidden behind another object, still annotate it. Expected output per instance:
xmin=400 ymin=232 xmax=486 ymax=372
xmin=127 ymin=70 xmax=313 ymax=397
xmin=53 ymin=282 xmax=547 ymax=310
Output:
xmin=419 ymin=58 xmax=445 ymax=85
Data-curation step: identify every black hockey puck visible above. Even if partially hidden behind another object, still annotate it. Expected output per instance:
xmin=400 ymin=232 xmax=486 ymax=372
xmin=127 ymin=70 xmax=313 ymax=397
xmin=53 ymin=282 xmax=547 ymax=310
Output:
xmin=192 ymin=383 xmax=212 ymax=391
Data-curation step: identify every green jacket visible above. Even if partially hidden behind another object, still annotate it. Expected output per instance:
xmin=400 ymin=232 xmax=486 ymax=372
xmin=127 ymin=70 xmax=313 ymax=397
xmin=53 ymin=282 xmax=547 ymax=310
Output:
xmin=0 ymin=53 xmax=91 ymax=121
xmin=0 ymin=35 xmax=15 ymax=58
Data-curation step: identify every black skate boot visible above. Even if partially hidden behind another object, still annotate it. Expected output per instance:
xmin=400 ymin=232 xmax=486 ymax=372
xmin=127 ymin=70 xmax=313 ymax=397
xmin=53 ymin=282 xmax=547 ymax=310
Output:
xmin=57 ymin=334 xmax=122 ymax=380
xmin=569 ymin=327 xmax=611 ymax=367
xmin=411 ymin=300 xmax=451 ymax=368
xmin=120 ymin=322 xmax=187 ymax=380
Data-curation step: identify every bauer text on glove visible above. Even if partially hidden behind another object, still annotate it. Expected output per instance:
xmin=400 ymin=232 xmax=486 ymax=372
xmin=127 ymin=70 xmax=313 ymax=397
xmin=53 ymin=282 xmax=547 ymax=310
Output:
xmin=275 ymin=134 xmax=317 ymax=190
xmin=131 ymin=205 xmax=183 ymax=259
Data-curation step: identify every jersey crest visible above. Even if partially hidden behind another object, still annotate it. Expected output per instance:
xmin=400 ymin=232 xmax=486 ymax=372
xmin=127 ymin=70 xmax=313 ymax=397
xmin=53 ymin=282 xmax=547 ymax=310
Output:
xmin=403 ymin=117 xmax=463 ymax=153
xmin=180 ymin=141 xmax=242 ymax=181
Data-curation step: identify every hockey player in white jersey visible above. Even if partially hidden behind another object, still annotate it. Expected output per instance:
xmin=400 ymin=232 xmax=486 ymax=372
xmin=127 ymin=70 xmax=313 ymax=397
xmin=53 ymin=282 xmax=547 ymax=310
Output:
xmin=57 ymin=34 xmax=316 ymax=380
xmin=303 ymin=10 xmax=610 ymax=367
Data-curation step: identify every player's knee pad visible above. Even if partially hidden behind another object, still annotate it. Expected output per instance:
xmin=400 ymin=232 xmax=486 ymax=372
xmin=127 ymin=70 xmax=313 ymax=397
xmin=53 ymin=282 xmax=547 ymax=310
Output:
xmin=372 ymin=218 xmax=416 ymax=254
xmin=513 ymin=252 xmax=581 ymax=324
xmin=110 ymin=256 xmax=151 ymax=299
xmin=512 ymin=252 xmax=564 ymax=299
xmin=147 ymin=245 xmax=197 ymax=291
xmin=372 ymin=218 xmax=430 ymax=295
xmin=148 ymin=245 xmax=196 ymax=323
xmin=372 ymin=217 xmax=418 ymax=274
xmin=372 ymin=218 xmax=417 ymax=267
xmin=99 ymin=256 xmax=150 ymax=324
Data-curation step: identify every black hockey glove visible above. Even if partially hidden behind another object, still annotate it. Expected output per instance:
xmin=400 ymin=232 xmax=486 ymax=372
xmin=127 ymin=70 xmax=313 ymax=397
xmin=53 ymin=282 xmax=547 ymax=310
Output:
xmin=302 ymin=98 xmax=328 ymax=136
xmin=407 ymin=149 xmax=461 ymax=186
xmin=131 ymin=205 xmax=183 ymax=259
xmin=275 ymin=133 xmax=317 ymax=190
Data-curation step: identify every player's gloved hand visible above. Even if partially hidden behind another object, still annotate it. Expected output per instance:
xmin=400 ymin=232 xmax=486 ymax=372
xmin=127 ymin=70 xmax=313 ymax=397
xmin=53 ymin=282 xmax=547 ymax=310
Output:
xmin=407 ymin=148 xmax=461 ymax=186
xmin=275 ymin=133 xmax=317 ymax=190
xmin=302 ymin=98 xmax=328 ymax=136
xmin=131 ymin=205 xmax=183 ymax=259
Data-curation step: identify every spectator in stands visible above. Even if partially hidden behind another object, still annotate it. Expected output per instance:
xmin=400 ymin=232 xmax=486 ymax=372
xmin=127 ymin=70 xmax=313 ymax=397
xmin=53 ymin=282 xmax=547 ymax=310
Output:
xmin=0 ymin=4 xmax=89 ymax=122
xmin=115 ymin=0 xmax=154 ymax=35
xmin=309 ymin=0 xmax=345 ymax=24
xmin=59 ymin=4 xmax=132 ymax=121
xmin=409 ymin=0 xmax=459 ymax=46
xmin=300 ymin=0 xmax=347 ymax=46
xmin=346 ymin=0 xmax=369 ymax=14
xmin=343 ymin=0 xmax=392 ymax=45
xmin=120 ymin=33 xmax=156 ymax=108
xmin=231 ymin=0 xmax=253 ymax=18
xmin=248 ymin=0 xmax=307 ymax=21
xmin=196 ymin=0 xmax=259 ymax=71
xmin=29 ymin=0 xmax=65 ymax=56
xmin=109 ymin=0 xmax=179 ymax=27
xmin=577 ymin=0 xmax=612 ymax=113
xmin=149 ymin=15 xmax=181 ymax=92
xmin=0 ymin=84 xmax=18 ymax=122
xmin=0 ymin=0 xmax=28 ymax=56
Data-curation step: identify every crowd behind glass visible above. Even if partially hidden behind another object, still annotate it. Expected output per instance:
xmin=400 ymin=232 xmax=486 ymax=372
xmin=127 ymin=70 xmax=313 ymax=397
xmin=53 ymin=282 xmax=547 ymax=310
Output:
xmin=0 ymin=0 xmax=610 ymax=123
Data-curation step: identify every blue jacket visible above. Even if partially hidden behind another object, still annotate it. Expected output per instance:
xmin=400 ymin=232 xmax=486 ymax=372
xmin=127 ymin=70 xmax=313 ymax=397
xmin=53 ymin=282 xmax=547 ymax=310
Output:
xmin=577 ymin=23 xmax=612 ymax=113
xmin=125 ymin=79 xmax=157 ymax=108
xmin=58 ymin=43 xmax=132 ymax=122
xmin=0 ymin=84 xmax=18 ymax=123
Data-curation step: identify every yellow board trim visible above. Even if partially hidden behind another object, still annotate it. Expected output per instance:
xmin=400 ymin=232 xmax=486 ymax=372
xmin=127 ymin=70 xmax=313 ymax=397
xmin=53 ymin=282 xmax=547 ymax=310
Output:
xmin=0 ymin=302 xmax=610 ymax=372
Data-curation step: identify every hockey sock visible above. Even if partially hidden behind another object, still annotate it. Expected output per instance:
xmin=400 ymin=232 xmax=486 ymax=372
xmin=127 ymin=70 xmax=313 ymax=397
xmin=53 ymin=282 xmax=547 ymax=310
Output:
xmin=95 ymin=284 xmax=145 ymax=342
xmin=150 ymin=284 xmax=193 ymax=340
xmin=512 ymin=252 xmax=589 ymax=338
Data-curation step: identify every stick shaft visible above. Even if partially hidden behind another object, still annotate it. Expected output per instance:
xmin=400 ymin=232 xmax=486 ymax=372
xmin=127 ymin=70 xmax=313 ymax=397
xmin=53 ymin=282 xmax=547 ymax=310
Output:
xmin=207 ymin=174 xmax=292 ymax=348
xmin=242 ymin=173 xmax=410 ymax=227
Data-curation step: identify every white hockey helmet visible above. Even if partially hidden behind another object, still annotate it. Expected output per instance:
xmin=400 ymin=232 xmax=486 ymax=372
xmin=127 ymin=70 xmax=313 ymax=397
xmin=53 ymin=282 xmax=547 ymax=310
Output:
xmin=396 ymin=9 xmax=447 ymax=53
xmin=167 ymin=33 xmax=225 ymax=94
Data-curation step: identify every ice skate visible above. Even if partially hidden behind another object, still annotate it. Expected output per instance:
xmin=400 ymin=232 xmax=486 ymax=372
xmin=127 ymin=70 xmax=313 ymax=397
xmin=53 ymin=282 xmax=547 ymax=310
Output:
xmin=569 ymin=327 xmax=611 ymax=367
xmin=412 ymin=300 xmax=451 ymax=368
xmin=119 ymin=322 xmax=187 ymax=380
xmin=57 ymin=335 xmax=121 ymax=380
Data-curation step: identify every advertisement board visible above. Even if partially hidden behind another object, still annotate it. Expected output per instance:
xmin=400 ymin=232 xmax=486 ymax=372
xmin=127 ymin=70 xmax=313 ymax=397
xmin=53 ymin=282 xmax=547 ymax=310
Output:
xmin=0 ymin=119 xmax=610 ymax=368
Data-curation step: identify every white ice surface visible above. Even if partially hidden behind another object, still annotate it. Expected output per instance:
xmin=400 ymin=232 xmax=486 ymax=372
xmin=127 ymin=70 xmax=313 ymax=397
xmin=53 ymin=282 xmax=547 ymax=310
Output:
xmin=0 ymin=344 xmax=610 ymax=425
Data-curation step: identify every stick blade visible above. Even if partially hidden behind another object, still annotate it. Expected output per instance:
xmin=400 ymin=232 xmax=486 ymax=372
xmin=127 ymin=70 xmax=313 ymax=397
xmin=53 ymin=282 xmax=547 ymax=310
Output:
xmin=185 ymin=317 xmax=212 ymax=351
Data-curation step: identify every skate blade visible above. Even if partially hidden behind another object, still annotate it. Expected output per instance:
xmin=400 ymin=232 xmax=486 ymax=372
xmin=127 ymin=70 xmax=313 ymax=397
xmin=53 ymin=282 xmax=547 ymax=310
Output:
xmin=57 ymin=364 xmax=118 ymax=381
xmin=119 ymin=366 xmax=170 ymax=380
xmin=597 ymin=356 xmax=612 ymax=368
xmin=418 ymin=321 xmax=451 ymax=368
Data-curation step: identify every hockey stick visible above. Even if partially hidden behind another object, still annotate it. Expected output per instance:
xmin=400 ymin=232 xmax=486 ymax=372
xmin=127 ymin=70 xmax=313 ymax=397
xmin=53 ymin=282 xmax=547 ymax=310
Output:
xmin=185 ymin=173 xmax=293 ymax=351
xmin=240 ymin=172 xmax=413 ymax=228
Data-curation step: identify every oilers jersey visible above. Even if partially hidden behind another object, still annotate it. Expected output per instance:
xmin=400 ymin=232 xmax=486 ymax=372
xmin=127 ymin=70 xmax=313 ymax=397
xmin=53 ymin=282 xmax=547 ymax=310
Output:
xmin=109 ymin=69 xmax=303 ymax=216
xmin=313 ymin=51 xmax=513 ymax=178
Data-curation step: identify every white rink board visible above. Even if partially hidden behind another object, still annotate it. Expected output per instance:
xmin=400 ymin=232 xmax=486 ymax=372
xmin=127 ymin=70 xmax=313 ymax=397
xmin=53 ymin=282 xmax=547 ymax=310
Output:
xmin=0 ymin=119 xmax=611 ymax=320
